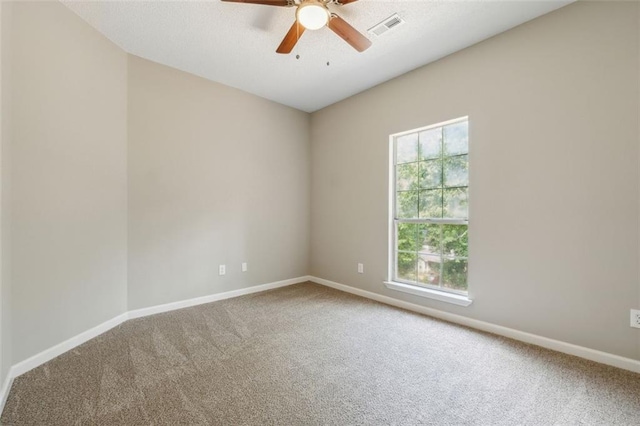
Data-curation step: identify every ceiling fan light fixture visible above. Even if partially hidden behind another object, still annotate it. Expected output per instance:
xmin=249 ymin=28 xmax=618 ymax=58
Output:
xmin=296 ymin=1 xmax=329 ymax=30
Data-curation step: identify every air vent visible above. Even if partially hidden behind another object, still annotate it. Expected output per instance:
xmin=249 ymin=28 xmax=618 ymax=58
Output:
xmin=368 ymin=13 xmax=405 ymax=37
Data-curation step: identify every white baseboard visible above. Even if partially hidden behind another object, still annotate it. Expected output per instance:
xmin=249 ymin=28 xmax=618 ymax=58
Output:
xmin=0 ymin=374 xmax=13 ymax=418
xmin=0 ymin=276 xmax=310 ymax=413
xmin=309 ymin=276 xmax=640 ymax=375
xmin=3 ymin=274 xmax=636 ymax=415
xmin=127 ymin=276 xmax=310 ymax=319
xmin=10 ymin=312 xmax=130 ymax=379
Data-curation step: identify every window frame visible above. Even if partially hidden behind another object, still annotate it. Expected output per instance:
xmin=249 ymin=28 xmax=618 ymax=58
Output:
xmin=386 ymin=116 xmax=472 ymax=306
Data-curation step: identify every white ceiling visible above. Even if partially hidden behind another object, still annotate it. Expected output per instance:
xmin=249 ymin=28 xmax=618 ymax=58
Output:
xmin=63 ymin=0 xmax=573 ymax=112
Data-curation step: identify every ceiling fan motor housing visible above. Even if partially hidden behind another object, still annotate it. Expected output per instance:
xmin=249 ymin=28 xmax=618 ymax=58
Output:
xmin=296 ymin=0 xmax=330 ymax=30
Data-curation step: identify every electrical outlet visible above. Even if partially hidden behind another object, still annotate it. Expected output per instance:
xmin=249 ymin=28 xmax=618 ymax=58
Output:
xmin=357 ymin=263 xmax=364 ymax=274
xmin=219 ymin=265 xmax=226 ymax=276
xmin=631 ymin=309 xmax=640 ymax=329
xmin=242 ymin=262 xmax=248 ymax=272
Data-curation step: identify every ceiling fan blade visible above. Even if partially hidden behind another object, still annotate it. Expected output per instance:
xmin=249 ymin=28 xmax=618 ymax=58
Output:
xmin=334 ymin=0 xmax=360 ymax=5
xmin=328 ymin=14 xmax=372 ymax=52
xmin=220 ymin=0 xmax=292 ymax=6
xmin=276 ymin=21 xmax=305 ymax=54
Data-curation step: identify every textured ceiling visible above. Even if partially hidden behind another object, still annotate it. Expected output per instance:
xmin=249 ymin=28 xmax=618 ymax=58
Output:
xmin=63 ymin=0 xmax=573 ymax=112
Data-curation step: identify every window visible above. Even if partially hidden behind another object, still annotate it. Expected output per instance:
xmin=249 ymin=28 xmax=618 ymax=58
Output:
xmin=389 ymin=117 xmax=469 ymax=299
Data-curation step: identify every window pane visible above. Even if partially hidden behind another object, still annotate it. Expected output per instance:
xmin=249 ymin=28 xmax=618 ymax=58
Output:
xmin=396 ymin=133 xmax=418 ymax=164
xmin=419 ymin=189 xmax=442 ymax=218
xmin=444 ymin=121 xmax=468 ymax=156
xmin=392 ymin=119 xmax=468 ymax=295
xmin=418 ymin=223 xmax=440 ymax=255
xmin=444 ymin=155 xmax=468 ymax=188
xmin=419 ymin=160 xmax=442 ymax=189
xmin=397 ymin=191 xmax=418 ymax=218
xmin=419 ymin=128 xmax=442 ymax=160
xmin=397 ymin=223 xmax=419 ymax=252
xmin=397 ymin=252 xmax=417 ymax=283
xmin=418 ymin=253 xmax=440 ymax=285
xmin=396 ymin=163 xmax=419 ymax=191
xmin=442 ymin=258 xmax=468 ymax=291
xmin=442 ymin=224 xmax=468 ymax=258
xmin=443 ymin=187 xmax=468 ymax=219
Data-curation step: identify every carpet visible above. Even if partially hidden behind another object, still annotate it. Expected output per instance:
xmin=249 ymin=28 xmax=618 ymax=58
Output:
xmin=2 ymin=282 xmax=639 ymax=424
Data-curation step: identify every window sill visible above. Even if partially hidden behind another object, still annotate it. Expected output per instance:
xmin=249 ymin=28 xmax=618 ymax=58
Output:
xmin=384 ymin=281 xmax=473 ymax=307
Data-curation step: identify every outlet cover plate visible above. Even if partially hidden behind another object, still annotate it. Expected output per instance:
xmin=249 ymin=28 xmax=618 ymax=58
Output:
xmin=630 ymin=309 xmax=640 ymax=329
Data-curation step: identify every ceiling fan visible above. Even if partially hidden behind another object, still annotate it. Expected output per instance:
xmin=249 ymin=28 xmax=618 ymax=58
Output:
xmin=221 ymin=0 xmax=372 ymax=54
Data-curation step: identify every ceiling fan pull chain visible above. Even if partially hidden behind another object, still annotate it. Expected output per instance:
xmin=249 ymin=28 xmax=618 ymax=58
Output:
xmin=296 ymin=19 xmax=302 ymax=60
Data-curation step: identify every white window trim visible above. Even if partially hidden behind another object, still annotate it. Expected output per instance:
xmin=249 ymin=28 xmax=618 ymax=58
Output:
xmin=386 ymin=116 xmax=473 ymax=307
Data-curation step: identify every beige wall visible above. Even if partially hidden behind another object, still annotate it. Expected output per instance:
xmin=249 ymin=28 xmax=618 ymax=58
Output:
xmin=8 ymin=1 xmax=128 ymax=363
xmin=127 ymin=56 xmax=310 ymax=309
xmin=2 ymin=1 xmax=310 ymax=367
xmin=310 ymin=1 xmax=640 ymax=360
xmin=0 ymin=0 xmax=10 ymax=384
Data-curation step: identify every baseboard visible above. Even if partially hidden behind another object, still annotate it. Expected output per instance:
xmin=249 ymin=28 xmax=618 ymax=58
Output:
xmin=0 ymin=276 xmax=310 ymax=413
xmin=127 ymin=276 xmax=311 ymax=320
xmin=309 ymin=276 xmax=640 ymax=375
xmin=10 ymin=312 xmax=130 ymax=379
xmin=0 ymin=374 xmax=13 ymax=418
xmin=5 ymin=274 xmax=636 ymax=414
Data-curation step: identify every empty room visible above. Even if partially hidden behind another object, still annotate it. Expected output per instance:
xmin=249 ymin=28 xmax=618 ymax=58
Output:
xmin=0 ymin=0 xmax=639 ymax=424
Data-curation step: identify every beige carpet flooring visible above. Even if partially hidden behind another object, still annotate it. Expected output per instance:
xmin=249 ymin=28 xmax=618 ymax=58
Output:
xmin=2 ymin=282 xmax=640 ymax=425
